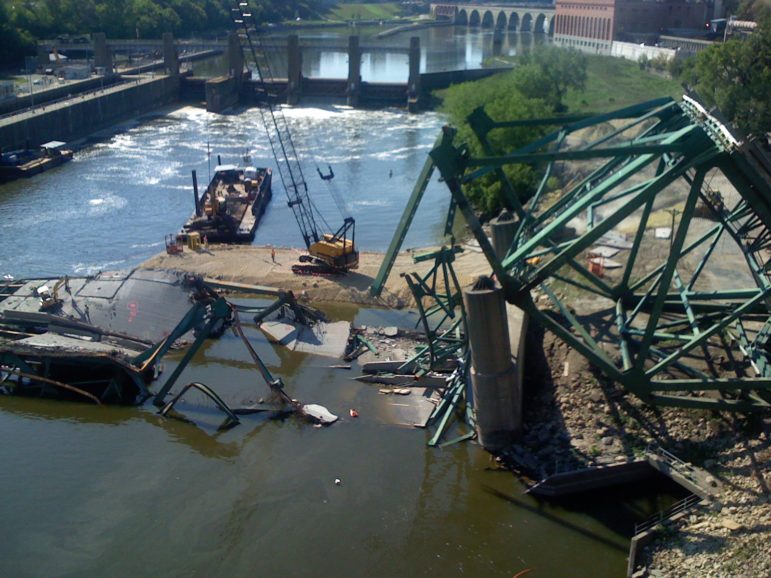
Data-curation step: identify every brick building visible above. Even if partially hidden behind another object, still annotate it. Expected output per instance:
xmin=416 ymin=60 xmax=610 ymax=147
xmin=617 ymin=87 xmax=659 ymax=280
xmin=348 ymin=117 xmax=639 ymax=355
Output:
xmin=555 ymin=0 xmax=715 ymax=53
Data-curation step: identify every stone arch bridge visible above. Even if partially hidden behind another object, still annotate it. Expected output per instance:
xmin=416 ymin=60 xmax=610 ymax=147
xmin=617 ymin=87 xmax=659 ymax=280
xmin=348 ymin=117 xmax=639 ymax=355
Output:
xmin=431 ymin=3 xmax=555 ymax=34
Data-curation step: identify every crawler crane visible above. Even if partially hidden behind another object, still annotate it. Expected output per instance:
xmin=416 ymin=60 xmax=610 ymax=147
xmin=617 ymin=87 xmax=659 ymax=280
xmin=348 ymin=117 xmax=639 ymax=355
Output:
xmin=231 ymin=1 xmax=359 ymax=275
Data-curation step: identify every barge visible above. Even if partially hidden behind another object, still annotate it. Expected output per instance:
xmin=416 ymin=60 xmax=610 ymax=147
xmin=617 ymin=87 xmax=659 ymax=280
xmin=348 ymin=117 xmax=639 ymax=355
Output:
xmin=180 ymin=164 xmax=272 ymax=244
xmin=0 ymin=141 xmax=73 ymax=182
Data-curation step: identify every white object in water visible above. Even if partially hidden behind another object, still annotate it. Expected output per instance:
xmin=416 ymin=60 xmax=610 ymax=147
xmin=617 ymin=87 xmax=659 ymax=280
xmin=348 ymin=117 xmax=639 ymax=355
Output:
xmin=302 ymin=404 xmax=338 ymax=425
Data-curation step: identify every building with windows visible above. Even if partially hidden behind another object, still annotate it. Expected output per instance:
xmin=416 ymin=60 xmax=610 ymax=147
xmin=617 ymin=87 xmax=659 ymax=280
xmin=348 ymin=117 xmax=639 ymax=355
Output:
xmin=554 ymin=0 xmax=715 ymax=53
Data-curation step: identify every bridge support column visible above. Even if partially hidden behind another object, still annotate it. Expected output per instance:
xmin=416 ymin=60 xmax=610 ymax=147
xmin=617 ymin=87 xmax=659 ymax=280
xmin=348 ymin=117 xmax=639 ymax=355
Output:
xmin=162 ymin=32 xmax=179 ymax=75
xmin=464 ymin=276 xmax=522 ymax=451
xmin=347 ymin=36 xmax=361 ymax=107
xmin=407 ymin=36 xmax=421 ymax=112
xmin=287 ymin=34 xmax=302 ymax=105
xmin=490 ymin=209 xmax=516 ymax=260
xmin=92 ymin=32 xmax=114 ymax=75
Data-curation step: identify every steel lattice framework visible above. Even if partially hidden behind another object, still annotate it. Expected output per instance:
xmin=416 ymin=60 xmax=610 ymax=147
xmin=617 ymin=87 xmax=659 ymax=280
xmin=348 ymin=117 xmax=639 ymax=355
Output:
xmin=377 ymin=95 xmax=771 ymax=412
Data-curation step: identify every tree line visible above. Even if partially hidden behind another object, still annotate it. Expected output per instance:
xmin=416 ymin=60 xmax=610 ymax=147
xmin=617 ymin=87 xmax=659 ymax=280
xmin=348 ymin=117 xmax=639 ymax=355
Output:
xmin=0 ymin=0 xmax=319 ymax=67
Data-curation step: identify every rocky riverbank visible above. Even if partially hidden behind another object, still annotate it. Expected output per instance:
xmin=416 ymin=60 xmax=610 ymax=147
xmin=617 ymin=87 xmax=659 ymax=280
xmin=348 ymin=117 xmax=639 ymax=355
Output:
xmin=496 ymin=319 xmax=770 ymax=578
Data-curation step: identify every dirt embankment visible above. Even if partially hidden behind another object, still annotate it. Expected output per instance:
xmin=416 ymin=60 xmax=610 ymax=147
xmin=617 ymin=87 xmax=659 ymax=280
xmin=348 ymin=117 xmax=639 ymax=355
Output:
xmin=140 ymin=243 xmax=494 ymax=307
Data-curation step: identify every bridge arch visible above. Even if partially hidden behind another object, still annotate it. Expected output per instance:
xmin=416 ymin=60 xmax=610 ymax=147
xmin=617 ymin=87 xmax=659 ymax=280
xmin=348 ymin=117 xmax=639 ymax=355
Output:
xmin=534 ymin=14 xmax=546 ymax=34
xmin=547 ymin=15 xmax=554 ymax=34
xmin=481 ymin=10 xmax=495 ymax=28
xmin=469 ymin=9 xmax=481 ymax=27
xmin=496 ymin=11 xmax=508 ymax=30
xmin=508 ymin=12 xmax=519 ymax=31
xmin=521 ymin=13 xmax=533 ymax=32
xmin=456 ymin=8 xmax=468 ymax=25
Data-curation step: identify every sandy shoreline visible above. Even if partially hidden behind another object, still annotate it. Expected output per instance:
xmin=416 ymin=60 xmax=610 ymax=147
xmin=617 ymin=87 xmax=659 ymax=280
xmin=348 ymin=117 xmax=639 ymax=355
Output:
xmin=140 ymin=242 xmax=493 ymax=307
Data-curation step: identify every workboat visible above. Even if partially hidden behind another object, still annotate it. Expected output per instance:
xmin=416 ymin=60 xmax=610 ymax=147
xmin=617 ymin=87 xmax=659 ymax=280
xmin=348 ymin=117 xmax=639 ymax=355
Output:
xmin=180 ymin=164 xmax=272 ymax=244
xmin=0 ymin=141 xmax=74 ymax=182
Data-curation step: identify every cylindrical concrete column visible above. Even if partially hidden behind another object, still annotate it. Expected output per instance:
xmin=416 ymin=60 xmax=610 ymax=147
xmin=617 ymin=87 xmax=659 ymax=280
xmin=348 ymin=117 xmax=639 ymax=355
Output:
xmin=490 ymin=209 xmax=517 ymax=261
xmin=464 ymin=276 xmax=521 ymax=450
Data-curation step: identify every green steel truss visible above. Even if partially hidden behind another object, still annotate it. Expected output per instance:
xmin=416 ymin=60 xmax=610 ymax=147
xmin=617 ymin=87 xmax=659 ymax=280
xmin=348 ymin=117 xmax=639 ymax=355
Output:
xmin=388 ymin=94 xmax=771 ymax=411
xmin=400 ymin=246 xmax=468 ymax=374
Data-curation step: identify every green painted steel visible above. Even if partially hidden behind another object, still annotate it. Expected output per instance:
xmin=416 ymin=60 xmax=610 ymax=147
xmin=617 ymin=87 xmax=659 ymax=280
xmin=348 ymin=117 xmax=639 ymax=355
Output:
xmin=400 ymin=246 xmax=467 ymax=373
xmin=381 ymin=93 xmax=771 ymax=411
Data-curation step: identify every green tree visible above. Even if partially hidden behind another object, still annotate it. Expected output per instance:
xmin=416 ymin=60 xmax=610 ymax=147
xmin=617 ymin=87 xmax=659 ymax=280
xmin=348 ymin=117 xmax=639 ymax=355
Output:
xmin=441 ymin=72 xmax=553 ymax=215
xmin=0 ymin=2 xmax=33 ymax=65
xmin=514 ymin=45 xmax=587 ymax=112
xmin=680 ymin=19 xmax=770 ymax=135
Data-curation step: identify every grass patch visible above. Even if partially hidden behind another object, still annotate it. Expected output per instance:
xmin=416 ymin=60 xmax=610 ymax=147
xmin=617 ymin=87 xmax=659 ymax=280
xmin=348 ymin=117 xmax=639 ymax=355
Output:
xmin=326 ymin=2 xmax=405 ymax=21
xmin=564 ymin=54 xmax=682 ymax=113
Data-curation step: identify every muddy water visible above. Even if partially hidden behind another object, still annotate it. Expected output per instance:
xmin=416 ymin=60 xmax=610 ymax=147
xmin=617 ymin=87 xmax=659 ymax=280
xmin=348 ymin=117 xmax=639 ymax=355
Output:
xmin=0 ymin=301 xmax=682 ymax=577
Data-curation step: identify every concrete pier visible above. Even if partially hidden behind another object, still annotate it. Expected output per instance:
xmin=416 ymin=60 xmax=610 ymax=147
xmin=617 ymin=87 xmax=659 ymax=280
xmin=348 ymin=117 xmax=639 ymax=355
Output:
xmin=407 ymin=37 xmax=421 ymax=112
xmin=463 ymin=276 xmax=522 ymax=450
xmin=347 ymin=36 xmax=362 ymax=107
xmin=287 ymin=35 xmax=302 ymax=105
xmin=162 ymin=32 xmax=179 ymax=75
xmin=93 ymin=32 xmax=114 ymax=74
xmin=490 ymin=209 xmax=517 ymax=261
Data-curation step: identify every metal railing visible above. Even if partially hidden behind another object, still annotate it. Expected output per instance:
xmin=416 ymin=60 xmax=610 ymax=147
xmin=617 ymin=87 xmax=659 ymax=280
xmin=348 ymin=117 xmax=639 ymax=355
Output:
xmin=634 ymin=493 xmax=702 ymax=535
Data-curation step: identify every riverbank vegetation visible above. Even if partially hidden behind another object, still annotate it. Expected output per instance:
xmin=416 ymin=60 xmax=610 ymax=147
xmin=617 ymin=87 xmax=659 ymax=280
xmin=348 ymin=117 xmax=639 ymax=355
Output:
xmin=0 ymin=1 xmax=416 ymax=68
xmin=439 ymin=48 xmax=682 ymax=215
xmin=674 ymin=18 xmax=770 ymax=136
xmin=326 ymin=2 xmax=405 ymax=22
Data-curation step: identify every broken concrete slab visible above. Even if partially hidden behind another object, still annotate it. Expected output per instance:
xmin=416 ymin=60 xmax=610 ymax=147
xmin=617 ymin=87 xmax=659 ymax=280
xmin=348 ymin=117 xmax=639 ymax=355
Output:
xmin=377 ymin=387 xmax=438 ymax=427
xmin=261 ymin=320 xmax=300 ymax=346
xmin=588 ymin=246 xmax=620 ymax=258
xmin=361 ymin=359 xmax=416 ymax=373
xmin=589 ymin=257 xmax=623 ymax=269
xmin=355 ymin=373 xmax=449 ymax=388
xmin=260 ymin=320 xmax=351 ymax=359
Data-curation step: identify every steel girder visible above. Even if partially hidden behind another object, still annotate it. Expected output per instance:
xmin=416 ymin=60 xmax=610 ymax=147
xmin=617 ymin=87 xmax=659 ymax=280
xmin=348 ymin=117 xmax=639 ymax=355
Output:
xmin=420 ymin=95 xmax=771 ymax=411
xmin=400 ymin=246 xmax=468 ymax=374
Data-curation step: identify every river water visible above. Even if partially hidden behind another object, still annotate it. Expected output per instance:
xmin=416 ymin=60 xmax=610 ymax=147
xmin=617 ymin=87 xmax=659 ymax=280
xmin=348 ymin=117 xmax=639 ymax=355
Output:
xmin=0 ymin=28 xmax=676 ymax=577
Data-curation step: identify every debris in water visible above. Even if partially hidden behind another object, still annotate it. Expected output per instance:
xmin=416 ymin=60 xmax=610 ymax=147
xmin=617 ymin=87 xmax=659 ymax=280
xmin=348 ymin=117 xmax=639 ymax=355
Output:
xmin=301 ymin=403 xmax=338 ymax=425
xmin=349 ymin=408 xmax=359 ymax=418
xmin=334 ymin=478 xmax=342 ymax=486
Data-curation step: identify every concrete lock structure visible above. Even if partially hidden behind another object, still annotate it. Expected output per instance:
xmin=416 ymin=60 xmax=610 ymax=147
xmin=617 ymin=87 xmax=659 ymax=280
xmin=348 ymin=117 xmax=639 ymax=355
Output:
xmin=463 ymin=275 xmax=521 ymax=450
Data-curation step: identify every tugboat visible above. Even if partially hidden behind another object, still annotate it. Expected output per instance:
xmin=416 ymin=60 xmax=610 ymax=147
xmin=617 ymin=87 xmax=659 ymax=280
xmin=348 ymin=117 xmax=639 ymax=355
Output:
xmin=0 ymin=141 xmax=74 ymax=182
xmin=180 ymin=163 xmax=272 ymax=244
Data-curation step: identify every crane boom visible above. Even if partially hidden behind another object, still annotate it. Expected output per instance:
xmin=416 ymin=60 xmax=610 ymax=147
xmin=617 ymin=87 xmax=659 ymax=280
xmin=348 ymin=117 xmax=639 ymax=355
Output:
xmin=230 ymin=2 xmax=358 ymax=272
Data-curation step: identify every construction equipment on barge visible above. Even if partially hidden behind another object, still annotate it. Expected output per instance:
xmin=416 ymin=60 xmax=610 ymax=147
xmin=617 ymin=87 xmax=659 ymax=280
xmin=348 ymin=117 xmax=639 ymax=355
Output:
xmin=230 ymin=1 xmax=359 ymax=275
xmin=179 ymin=163 xmax=272 ymax=244
xmin=0 ymin=141 xmax=73 ymax=183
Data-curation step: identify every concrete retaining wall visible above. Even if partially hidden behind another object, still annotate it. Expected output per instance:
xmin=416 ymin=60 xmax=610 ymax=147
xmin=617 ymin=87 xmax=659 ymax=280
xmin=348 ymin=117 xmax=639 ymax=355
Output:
xmin=0 ymin=76 xmax=179 ymax=151
xmin=611 ymin=41 xmax=677 ymax=62
xmin=0 ymin=76 xmax=123 ymax=116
